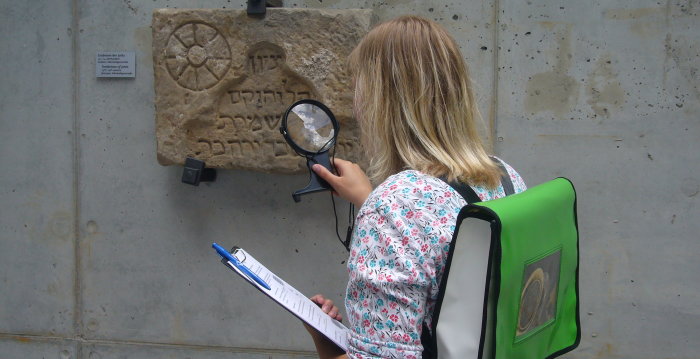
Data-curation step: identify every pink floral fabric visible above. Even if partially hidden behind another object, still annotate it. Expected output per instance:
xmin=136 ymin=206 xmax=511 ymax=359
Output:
xmin=345 ymin=160 xmax=526 ymax=358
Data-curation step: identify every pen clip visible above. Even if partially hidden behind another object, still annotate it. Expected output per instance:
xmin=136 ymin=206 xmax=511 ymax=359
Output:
xmin=213 ymin=243 xmax=271 ymax=290
xmin=231 ymin=246 xmax=246 ymax=263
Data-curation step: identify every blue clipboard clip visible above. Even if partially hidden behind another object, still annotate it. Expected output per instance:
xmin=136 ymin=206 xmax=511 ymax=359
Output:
xmin=212 ymin=243 xmax=271 ymax=290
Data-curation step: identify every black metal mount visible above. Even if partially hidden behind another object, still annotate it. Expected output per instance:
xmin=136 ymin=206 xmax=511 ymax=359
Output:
xmin=247 ymin=0 xmax=266 ymax=15
xmin=181 ymin=157 xmax=217 ymax=186
xmin=247 ymin=0 xmax=282 ymax=16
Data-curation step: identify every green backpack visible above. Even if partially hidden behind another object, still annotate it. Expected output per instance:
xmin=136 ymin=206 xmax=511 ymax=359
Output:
xmin=422 ymin=177 xmax=581 ymax=359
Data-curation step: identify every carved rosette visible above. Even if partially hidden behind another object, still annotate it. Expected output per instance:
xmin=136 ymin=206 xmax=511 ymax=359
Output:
xmin=165 ymin=22 xmax=232 ymax=91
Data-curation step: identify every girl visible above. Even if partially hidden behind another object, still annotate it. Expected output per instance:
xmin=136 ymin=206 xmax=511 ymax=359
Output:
xmin=307 ymin=15 xmax=526 ymax=359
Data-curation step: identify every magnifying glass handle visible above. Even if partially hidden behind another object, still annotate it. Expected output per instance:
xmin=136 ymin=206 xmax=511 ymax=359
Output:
xmin=292 ymin=152 xmax=334 ymax=202
xmin=310 ymin=151 xmax=333 ymax=181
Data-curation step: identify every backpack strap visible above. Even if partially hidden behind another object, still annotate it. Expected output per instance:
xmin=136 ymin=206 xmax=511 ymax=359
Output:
xmin=421 ymin=322 xmax=437 ymax=359
xmin=492 ymin=158 xmax=515 ymax=196
xmin=424 ymin=158 xmax=515 ymax=359
xmin=440 ymin=158 xmax=515 ymax=204
xmin=444 ymin=179 xmax=481 ymax=204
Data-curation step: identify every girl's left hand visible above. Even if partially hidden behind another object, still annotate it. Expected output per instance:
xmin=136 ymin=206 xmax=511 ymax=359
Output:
xmin=309 ymin=294 xmax=342 ymax=322
xmin=304 ymin=294 xmax=347 ymax=358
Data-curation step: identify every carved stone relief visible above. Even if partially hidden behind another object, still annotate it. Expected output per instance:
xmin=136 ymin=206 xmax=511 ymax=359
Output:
xmin=152 ymin=9 xmax=372 ymax=173
xmin=165 ymin=22 xmax=232 ymax=91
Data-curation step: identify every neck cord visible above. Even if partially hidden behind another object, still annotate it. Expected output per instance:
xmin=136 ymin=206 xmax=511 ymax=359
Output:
xmin=329 ymin=144 xmax=354 ymax=251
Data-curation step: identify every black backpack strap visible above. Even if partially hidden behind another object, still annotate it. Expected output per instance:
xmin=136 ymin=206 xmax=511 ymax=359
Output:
xmin=492 ymin=157 xmax=515 ymax=196
xmin=425 ymin=159 xmax=515 ymax=358
xmin=428 ymin=178 xmax=479 ymax=359
xmin=427 ymin=177 xmax=477 ymax=359
xmin=440 ymin=158 xmax=514 ymax=203
xmin=421 ymin=321 xmax=437 ymax=359
xmin=440 ymin=177 xmax=481 ymax=204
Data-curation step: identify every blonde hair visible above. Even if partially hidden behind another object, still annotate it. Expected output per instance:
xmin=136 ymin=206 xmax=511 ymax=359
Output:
xmin=348 ymin=15 xmax=501 ymax=188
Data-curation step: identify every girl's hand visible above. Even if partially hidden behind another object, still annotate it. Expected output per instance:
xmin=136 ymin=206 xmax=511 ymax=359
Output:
xmin=309 ymin=294 xmax=342 ymax=322
xmin=304 ymin=294 xmax=342 ymax=339
xmin=303 ymin=294 xmax=347 ymax=359
xmin=312 ymin=158 xmax=372 ymax=207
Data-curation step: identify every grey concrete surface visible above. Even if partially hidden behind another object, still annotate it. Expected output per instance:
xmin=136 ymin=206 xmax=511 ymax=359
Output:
xmin=0 ymin=0 xmax=76 ymax=337
xmin=76 ymin=0 xmax=349 ymax=350
xmin=1 ymin=0 xmax=698 ymax=358
xmin=495 ymin=1 xmax=700 ymax=357
xmin=0 ymin=337 xmax=77 ymax=359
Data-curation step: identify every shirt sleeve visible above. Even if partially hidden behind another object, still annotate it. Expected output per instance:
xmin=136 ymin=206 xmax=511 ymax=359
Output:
xmin=344 ymin=173 xmax=463 ymax=359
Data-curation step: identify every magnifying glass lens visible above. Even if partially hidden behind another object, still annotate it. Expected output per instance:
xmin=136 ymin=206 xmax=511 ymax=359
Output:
xmin=287 ymin=103 xmax=335 ymax=153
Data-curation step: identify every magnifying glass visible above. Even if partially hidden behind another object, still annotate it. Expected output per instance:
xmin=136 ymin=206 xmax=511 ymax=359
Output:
xmin=280 ymin=99 xmax=339 ymax=202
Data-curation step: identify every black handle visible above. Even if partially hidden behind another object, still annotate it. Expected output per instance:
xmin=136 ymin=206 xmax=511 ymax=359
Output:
xmin=292 ymin=152 xmax=334 ymax=202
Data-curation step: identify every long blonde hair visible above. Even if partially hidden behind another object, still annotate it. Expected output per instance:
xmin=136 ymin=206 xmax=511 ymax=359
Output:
xmin=348 ymin=15 xmax=501 ymax=188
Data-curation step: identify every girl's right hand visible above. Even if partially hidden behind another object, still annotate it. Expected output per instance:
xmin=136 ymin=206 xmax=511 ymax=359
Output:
xmin=312 ymin=158 xmax=372 ymax=207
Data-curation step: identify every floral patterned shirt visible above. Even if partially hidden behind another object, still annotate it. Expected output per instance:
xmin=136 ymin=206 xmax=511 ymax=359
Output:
xmin=345 ymin=160 xmax=526 ymax=359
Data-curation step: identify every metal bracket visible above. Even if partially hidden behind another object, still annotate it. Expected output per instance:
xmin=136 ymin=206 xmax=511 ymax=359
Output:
xmin=247 ymin=0 xmax=282 ymax=16
xmin=247 ymin=0 xmax=266 ymax=15
xmin=181 ymin=157 xmax=217 ymax=186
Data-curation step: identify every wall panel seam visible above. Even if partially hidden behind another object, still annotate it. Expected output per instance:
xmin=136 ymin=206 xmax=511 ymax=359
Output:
xmin=490 ymin=0 xmax=501 ymax=153
xmin=71 ymin=0 xmax=83 ymax=358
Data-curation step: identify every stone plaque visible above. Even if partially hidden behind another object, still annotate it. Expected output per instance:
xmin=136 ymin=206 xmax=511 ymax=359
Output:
xmin=152 ymin=9 xmax=373 ymax=173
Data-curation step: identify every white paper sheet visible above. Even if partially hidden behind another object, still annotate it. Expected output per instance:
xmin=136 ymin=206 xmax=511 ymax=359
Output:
xmin=223 ymin=247 xmax=350 ymax=351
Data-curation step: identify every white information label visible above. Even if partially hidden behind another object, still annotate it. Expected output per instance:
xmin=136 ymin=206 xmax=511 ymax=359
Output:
xmin=96 ymin=52 xmax=135 ymax=78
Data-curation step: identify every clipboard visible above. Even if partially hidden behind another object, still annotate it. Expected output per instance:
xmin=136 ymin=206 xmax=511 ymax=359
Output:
xmin=215 ymin=245 xmax=350 ymax=351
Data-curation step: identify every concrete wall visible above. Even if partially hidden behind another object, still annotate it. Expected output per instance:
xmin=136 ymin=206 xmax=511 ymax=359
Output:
xmin=0 ymin=0 xmax=697 ymax=358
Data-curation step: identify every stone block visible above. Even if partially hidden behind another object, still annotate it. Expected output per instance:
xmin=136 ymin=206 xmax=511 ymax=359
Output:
xmin=152 ymin=8 xmax=373 ymax=173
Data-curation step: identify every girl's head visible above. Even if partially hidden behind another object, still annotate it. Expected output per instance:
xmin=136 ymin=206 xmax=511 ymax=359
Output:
xmin=348 ymin=15 xmax=501 ymax=187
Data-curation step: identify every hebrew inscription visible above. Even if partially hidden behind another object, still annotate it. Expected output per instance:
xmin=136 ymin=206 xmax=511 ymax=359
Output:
xmin=186 ymin=43 xmax=317 ymax=172
xmin=153 ymin=9 xmax=372 ymax=173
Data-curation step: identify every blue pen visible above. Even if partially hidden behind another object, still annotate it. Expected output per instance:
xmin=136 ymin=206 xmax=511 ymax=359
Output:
xmin=212 ymin=243 xmax=271 ymax=290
